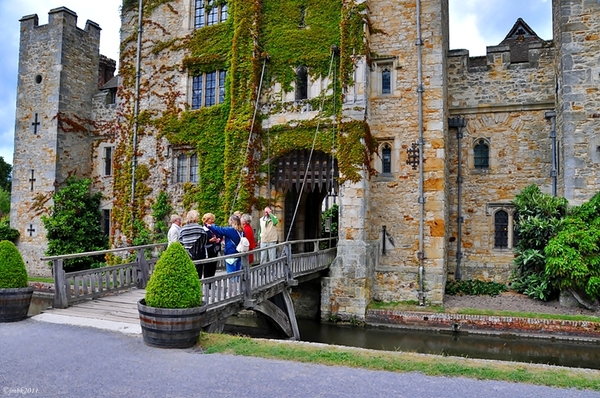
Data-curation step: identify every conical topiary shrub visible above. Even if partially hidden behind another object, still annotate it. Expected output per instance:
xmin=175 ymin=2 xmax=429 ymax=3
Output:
xmin=139 ymin=242 xmax=205 ymax=348
xmin=0 ymin=240 xmax=34 ymax=322
xmin=145 ymin=242 xmax=202 ymax=308
xmin=0 ymin=240 xmax=28 ymax=289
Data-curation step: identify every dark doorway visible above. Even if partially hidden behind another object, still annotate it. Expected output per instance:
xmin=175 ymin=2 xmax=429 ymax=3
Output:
xmin=273 ymin=150 xmax=337 ymax=250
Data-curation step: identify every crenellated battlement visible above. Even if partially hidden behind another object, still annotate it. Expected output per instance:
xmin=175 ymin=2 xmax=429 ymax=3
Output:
xmin=447 ymin=19 xmax=555 ymax=112
xmin=19 ymin=7 xmax=100 ymax=41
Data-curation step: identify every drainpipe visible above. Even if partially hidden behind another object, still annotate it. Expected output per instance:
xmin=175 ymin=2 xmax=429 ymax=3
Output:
xmin=448 ymin=117 xmax=466 ymax=281
xmin=545 ymin=111 xmax=557 ymax=197
xmin=416 ymin=0 xmax=425 ymax=306
xmin=130 ymin=0 xmax=143 ymax=225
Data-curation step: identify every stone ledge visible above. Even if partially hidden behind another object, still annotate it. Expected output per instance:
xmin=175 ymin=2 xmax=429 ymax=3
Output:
xmin=366 ymin=309 xmax=600 ymax=342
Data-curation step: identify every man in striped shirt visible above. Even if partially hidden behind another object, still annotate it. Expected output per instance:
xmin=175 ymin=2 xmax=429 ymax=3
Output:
xmin=179 ymin=210 xmax=209 ymax=278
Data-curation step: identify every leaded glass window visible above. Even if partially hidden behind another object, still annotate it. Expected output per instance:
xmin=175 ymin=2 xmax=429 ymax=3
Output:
xmin=474 ymin=139 xmax=489 ymax=169
xmin=176 ymin=154 xmax=187 ymax=183
xmin=494 ymin=210 xmax=509 ymax=248
xmin=382 ymin=144 xmax=391 ymax=173
xmin=382 ymin=68 xmax=391 ymax=94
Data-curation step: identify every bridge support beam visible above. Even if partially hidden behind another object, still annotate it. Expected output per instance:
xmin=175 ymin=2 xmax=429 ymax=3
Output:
xmin=254 ymin=290 xmax=300 ymax=340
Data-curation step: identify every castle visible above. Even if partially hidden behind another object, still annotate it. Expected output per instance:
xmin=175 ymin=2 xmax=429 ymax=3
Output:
xmin=11 ymin=1 xmax=600 ymax=320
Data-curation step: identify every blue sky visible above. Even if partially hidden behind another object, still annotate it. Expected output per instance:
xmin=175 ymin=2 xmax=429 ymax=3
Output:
xmin=0 ymin=0 xmax=552 ymax=167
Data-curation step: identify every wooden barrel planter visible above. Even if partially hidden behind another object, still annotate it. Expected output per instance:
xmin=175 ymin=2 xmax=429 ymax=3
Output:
xmin=138 ymin=299 xmax=206 ymax=349
xmin=0 ymin=286 xmax=35 ymax=323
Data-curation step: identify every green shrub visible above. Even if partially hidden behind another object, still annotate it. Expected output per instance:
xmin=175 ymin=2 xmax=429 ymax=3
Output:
xmin=510 ymin=185 xmax=567 ymax=301
xmin=445 ymin=279 xmax=507 ymax=297
xmin=545 ymin=192 xmax=600 ymax=305
xmin=0 ymin=217 xmax=19 ymax=243
xmin=145 ymin=242 xmax=202 ymax=308
xmin=0 ymin=240 xmax=28 ymax=289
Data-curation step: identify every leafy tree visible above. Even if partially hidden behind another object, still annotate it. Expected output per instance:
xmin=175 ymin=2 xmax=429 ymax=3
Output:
xmin=545 ymin=192 xmax=600 ymax=311
xmin=0 ymin=156 xmax=11 ymax=192
xmin=511 ymin=185 xmax=568 ymax=301
xmin=0 ymin=188 xmax=11 ymax=219
xmin=41 ymin=177 xmax=108 ymax=271
xmin=0 ymin=216 xmax=19 ymax=243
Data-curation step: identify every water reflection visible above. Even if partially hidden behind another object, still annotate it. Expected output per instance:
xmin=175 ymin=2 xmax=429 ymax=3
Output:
xmin=297 ymin=319 xmax=600 ymax=370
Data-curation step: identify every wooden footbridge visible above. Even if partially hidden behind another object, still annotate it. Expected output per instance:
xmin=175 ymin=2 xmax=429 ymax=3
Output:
xmin=41 ymin=238 xmax=336 ymax=339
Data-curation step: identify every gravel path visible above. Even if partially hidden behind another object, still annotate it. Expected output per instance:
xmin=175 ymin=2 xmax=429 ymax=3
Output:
xmin=444 ymin=291 xmax=599 ymax=317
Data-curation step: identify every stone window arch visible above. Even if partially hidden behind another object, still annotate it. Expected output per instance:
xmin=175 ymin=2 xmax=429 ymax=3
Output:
xmin=371 ymin=57 xmax=397 ymax=96
xmin=374 ymin=141 xmax=394 ymax=175
xmin=381 ymin=143 xmax=392 ymax=173
xmin=487 ymin=203 xmax=517 ymax=250
xmin=473 ymin=138 xmax=490 ymax=169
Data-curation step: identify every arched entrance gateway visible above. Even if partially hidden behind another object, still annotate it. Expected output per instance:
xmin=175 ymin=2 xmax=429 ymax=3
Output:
xmin=271 ymin=150 xmax=338 ymax=246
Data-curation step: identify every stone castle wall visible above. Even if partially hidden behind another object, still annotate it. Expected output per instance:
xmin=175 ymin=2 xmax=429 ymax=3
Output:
xmin=366 ymin=0 xmax=449 ymax=305
xmin=12 ymin=1 xmax=600 ymax=312
xmin=11 ymin=8 xmax=101 ymax=276
xmin=553 ymin=0 xmax=600 ymax=205
xmin=445 ymin=39 xmax=556 ymax=282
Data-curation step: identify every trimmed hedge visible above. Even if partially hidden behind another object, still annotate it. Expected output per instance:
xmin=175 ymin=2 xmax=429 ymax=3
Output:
xmin=145 ymin=242 xmax=202 ymax=308
xmin=0 ymin=240 xmax=28 ymax=289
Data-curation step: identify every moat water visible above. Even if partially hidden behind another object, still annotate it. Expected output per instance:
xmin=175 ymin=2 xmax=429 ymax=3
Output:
xmin=226 ymin=318 xmax=600 ymax=370
xmin=296 ymin=319 xmax=600 ymax=370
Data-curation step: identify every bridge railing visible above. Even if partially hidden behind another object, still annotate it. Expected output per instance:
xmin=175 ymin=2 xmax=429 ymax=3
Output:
xmin=43 ymin=237 xmax=337 ymax=309
xmin=41 ymin=243 xmax=166 ymax=309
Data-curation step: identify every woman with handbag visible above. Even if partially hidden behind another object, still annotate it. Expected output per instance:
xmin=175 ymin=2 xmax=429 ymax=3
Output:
xmin=201 ymin=213 xmax=222 ymax=278
xmin=207 ymin=214 xmax=244 ymax=273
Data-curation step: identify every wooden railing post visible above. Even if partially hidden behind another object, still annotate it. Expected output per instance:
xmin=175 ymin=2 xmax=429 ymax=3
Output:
xmin=241 ymin=255 xmax=252 ymax=305
xmin=284 ymin=242 xmax=294 ymax=282
xmin=53 ymin=259 xmax=69 ymax=309
xmin=137 ymin=248 xmax=149 ymax=288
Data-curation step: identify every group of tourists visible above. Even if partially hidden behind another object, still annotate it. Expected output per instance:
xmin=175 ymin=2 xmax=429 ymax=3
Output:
xmin=167 ymin=207 xmax=279 ymax=279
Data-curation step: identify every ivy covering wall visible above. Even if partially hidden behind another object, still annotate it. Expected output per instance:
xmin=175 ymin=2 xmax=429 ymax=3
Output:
xmin=113 ymin=0 xmax=373 ymax=243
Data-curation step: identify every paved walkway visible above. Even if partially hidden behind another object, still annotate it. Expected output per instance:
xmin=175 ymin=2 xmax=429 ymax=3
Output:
xmin=33 ymin=288 xmax=143 ymax=334
xmin=2 ymin=319 xmax=599 ymax=398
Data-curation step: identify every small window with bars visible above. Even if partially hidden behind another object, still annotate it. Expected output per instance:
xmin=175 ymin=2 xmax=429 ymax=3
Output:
xmin=474 ymin=139 xmax=489 ymax=169
xmin=381 ymin=144 xmax=392 ymax=173
xmin=102 ymin=209 xmax=111 ymax=237
xmin=381 ymin=67 xmax=391 ymax=94
xmin=494 ymin=210 xmax=509 ymax=249
xmin=103 ymin=146 xmax=114 ymax=176
xmin=295 ymin=66 xmax=308 ymax=101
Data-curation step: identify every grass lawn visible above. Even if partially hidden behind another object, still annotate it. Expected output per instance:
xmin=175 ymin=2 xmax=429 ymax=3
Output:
xmin=200 ymin=333 xmax=600 ymax=392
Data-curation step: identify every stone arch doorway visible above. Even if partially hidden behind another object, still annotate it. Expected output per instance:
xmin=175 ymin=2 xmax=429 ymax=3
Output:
xmin=271 ymin=150 xmax=338 ymax=245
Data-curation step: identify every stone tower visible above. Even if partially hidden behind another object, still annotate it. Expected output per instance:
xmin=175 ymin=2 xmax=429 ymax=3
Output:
xmin=553 ymin=0 xmax=600 ymax=204
xmin=322 ymin=0 xmax=450 ymax=318
xmin=10 ymin=7 xmax=101 ymax=276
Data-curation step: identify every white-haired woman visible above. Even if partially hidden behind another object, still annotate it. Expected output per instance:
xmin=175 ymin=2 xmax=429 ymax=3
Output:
xmin=207 ymin=215 xmax=244 ymax=273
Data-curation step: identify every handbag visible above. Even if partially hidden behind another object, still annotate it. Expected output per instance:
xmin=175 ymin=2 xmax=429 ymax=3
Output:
xmin=236 ymin=231 xmax=250 ymax=253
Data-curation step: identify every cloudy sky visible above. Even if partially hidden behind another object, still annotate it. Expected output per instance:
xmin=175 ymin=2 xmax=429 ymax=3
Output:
xmin=0 ymin=0 xmax=552 ymax=166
